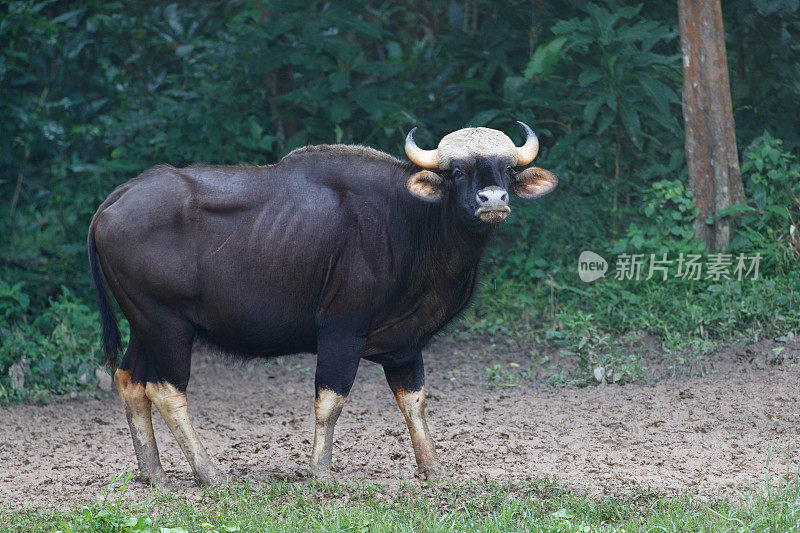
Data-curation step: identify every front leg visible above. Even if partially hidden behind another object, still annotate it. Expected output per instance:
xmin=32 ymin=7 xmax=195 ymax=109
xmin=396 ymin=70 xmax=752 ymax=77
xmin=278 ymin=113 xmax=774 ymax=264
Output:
xmin=308 ymin=328 xmax=364 ymax=480
xmin=383 ymin=352 xmax=443 ymax=479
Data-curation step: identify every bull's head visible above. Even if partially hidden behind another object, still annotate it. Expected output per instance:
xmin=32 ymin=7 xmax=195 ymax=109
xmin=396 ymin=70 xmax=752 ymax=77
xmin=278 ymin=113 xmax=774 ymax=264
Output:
xmin=404 ymin=122 xmax=557 ymax=229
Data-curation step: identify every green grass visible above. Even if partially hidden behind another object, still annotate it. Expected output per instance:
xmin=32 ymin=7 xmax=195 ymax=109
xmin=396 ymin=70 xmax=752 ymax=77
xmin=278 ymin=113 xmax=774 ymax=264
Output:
xmin=455 ymin=270 xmax=800 ymax=387
xmin=4 ymin=474 xmax=800 ymax=532
xmin=465 ymin=274 xmax=800 ymax=348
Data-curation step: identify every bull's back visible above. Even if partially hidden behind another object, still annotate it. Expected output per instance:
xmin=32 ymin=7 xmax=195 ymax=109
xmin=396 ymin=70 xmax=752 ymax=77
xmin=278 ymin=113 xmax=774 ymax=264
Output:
xmin=92 ymin=164 xmax=363 ymax=357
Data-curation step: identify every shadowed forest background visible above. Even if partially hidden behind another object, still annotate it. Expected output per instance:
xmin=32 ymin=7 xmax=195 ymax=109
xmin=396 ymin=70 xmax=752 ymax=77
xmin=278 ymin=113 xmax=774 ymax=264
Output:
xmin=1 ymin=0 xmax=799 ymax=402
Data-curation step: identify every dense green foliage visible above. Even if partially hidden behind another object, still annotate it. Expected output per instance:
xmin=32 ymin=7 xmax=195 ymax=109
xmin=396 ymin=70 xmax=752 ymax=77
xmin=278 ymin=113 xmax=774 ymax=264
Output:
xmin=4 ymin=475 xmax=800 ymax=532
xmin=0 ymin=282 xmax=105 ymax=403
xmin=1 ymin=0 xmax=799 ymax=400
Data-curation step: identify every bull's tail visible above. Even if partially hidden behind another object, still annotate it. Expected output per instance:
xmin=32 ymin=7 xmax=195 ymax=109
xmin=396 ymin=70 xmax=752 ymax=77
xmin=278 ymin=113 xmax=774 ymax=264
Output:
xmin=88 ymin=190 xmax=126 ymax=370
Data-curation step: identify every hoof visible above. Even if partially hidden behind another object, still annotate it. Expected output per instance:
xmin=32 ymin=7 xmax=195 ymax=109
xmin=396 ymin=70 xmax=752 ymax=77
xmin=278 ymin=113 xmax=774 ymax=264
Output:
xmin=418 ymin=463 xmax=448 ymax=481
xmin=194 ymin=464 xmax=225 ymax=487
xmin=141 ymin=468 xmax=174 ymax=490
xmin=308 ymin=464 xmax=333 ymax=482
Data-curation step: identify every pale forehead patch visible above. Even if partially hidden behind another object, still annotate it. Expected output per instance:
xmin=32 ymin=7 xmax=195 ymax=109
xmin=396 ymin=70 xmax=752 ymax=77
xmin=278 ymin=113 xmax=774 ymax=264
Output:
xmin=437 ymin=127 xmax=517 ymax=169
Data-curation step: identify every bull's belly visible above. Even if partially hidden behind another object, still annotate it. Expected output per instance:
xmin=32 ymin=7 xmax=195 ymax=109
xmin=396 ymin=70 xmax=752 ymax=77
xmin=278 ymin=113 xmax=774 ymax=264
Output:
xmin=198 ymin=325 xmax=318 ymax=358
xmin=196 ymin=310 xmax=423 ymax=362
xmin=193 ymin=289 xmax=452 ymax=362
xmin=195 ymin=302 xmax=318 ymax=358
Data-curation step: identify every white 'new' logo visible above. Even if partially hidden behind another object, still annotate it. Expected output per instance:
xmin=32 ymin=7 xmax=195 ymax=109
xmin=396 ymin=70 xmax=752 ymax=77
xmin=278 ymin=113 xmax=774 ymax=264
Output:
xmin=578 ymin=251 xmax=607 ymax=282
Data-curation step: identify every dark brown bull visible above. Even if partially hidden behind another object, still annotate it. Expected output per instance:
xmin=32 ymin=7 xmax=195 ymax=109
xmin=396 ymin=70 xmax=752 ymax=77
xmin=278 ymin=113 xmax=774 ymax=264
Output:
xmin=88 ymin=123 xmax=557 ymax=487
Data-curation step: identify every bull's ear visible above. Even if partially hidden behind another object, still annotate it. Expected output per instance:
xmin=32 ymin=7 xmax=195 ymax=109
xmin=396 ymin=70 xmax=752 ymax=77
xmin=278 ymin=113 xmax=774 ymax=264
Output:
xmin=406 ymin=170 xmax=446 ymax=202
xmin=512 ymin=166 xmax=558 ymax=200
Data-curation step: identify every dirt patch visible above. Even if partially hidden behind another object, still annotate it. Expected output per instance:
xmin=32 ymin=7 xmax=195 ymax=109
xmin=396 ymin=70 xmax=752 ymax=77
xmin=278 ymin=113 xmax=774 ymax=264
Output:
xmin=1 ymin=338 xmax=799 ymax=508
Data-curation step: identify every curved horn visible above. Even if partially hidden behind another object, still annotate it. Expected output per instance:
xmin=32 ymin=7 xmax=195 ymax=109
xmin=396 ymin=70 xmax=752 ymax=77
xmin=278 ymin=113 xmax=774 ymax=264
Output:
xmin=405 ymin=128 xmax=439 ymax=169
xmin=515 ymin=121 xmax=540 ymax=166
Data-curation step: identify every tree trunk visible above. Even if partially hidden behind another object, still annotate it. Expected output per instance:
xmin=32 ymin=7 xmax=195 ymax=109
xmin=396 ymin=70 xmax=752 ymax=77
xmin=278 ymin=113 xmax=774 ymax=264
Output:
xmin=678 ymin=0 xmax=745 ymax=250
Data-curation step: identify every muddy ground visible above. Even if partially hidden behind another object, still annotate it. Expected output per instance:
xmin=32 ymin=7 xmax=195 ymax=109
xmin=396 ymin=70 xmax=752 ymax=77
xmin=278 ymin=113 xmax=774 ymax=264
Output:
xmin=1 ymin=337 xmax=799 ymax=508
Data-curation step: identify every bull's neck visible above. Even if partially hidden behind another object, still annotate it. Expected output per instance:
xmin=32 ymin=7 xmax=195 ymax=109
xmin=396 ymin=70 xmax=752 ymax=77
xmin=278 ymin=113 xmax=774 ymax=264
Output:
xmin=414 ymin=198 xmax=491 ymax=283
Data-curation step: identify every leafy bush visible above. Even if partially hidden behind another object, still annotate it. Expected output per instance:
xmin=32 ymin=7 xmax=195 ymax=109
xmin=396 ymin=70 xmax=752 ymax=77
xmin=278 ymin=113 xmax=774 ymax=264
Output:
xmin=723 ymin=132 xmax=800 ymax=271
xmin=512 ymin=3 xmax=683 ymax=234
xmin=0 ymin=283 xmax=109 ymax=404
xmin=0 ymin=281 xmax=30 ymax=322
xmin=613 ymin=176 xmax=701 ymax=253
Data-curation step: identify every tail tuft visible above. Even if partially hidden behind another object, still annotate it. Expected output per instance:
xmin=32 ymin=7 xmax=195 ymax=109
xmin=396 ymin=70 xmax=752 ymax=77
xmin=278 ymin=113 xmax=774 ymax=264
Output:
xmin=88 ymin=227 xmax=121 ymax=370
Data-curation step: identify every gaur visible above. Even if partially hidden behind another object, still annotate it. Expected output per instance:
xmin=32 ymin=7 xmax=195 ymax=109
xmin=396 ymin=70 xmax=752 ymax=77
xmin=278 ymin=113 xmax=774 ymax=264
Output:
xmin=88 ymin=122 xmax=557 ymax=486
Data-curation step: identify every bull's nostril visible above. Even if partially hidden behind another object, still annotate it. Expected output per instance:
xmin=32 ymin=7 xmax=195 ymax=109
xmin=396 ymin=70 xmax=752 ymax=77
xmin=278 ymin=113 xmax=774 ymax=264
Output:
xmin=477 ymin=188 xmax=509 ymax=206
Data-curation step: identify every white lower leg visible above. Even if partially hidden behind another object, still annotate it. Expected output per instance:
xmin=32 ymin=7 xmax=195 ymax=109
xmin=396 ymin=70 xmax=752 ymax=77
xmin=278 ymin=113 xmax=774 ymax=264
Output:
xmin=114 ymin=370 xmax=169 ymax=486
xmin=309 ymin=388 xmax=346 ymax=479
xmin=145 ymin=381 xmax=221 ymax=486
xmin=395 ymin=386 xmax=442 ymax=477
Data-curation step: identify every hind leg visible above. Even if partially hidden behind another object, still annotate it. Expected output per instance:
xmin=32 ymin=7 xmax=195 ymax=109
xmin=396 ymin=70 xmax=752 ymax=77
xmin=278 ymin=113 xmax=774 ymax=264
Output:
xmin=137 ymin=320 xmax=222 ymax=487
xmin=114 ymin=338 xmax=169 ymax=487
xmin=145 ymin=380 xmax=222 ymax=487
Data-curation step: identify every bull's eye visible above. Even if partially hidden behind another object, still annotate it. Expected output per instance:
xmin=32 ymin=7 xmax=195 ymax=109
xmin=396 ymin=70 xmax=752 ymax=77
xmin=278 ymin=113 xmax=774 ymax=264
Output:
xmin=451 ymin=168 xmax=464 ymax=179
xmin=505 ymin=166 xmax=514 ymax=176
